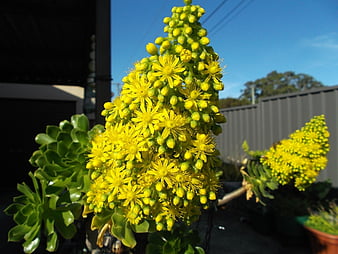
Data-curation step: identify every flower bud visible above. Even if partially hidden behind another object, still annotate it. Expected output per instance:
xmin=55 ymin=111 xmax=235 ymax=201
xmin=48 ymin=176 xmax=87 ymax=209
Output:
xmin=166 ymin=138 xmax=175 ymax=149
xmin=186 ymin=191 xmax=194 ymax=200
xmin=156 ymin=182 xmax=163 ymax=192
xmin=163 ymin=17 xmax=171 ymax=24
xmin=195 ymin=160 xmax=204 ymax=170
xmin=200 ymin=196 xmax=208 ymax=204
xmin=155 ymin=36 xmax=164 ymax=45
xmin=200 ymin=37 xmax=210 ymax=45
xmin=170 ymin=95 xmax=178 ymax=105
xmin=146 ymin=43 xmax=158 ymax=55
xmin=176 ymin=187 xmax=185 ymax=198
xmin=191 ymin=112 xmax=200 ymax=121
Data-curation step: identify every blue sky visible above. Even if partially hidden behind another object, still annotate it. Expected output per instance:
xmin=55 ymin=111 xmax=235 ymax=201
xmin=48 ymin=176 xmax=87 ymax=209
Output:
xmin=111 ymin=0 xmax=338 ymax=99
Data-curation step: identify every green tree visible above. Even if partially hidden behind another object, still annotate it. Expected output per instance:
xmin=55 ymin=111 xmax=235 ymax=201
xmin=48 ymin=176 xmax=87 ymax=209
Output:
xmin=218 ymin=97 xmax=250 ymax=108
xmin=240 ymin=71 xmax=324 ymax=103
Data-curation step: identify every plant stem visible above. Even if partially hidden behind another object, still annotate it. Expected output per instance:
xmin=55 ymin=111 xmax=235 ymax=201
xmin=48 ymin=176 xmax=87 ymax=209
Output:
xmin=217 ymin=186 xmax=247 ymax=206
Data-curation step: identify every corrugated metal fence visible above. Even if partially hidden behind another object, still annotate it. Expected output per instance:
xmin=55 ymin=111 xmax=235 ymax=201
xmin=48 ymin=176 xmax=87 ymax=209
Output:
xmin=216 ymin=85 xmax=338 ymax=187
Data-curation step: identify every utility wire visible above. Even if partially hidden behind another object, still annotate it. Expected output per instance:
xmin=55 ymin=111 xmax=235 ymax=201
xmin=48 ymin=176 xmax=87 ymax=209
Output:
xmin=208 ymin=0 xmax=247 ymax=35
xmin=202 ymin=0 xmax=230 ymax=25
xmin=211 ymin=0 xmax=255 ymax=36
xmin=128 ymin=1 xmax=167 ymax=65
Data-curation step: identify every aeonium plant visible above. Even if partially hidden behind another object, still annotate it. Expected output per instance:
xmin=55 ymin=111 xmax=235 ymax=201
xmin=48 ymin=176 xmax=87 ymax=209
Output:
xmin=5 ymin=115 xmax=103 ymax=253
xmin=83 ymin=0 xmax=226 ymax=250
xmin=240 ymin=115 xmax=330 ymax=205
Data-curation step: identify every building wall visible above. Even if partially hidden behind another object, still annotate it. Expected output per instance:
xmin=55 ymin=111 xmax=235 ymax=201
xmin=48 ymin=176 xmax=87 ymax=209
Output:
xmin=0 ymin=83 xmax=84 ymax=191
xmin=216 ymin=85 xmax=338 ymax=187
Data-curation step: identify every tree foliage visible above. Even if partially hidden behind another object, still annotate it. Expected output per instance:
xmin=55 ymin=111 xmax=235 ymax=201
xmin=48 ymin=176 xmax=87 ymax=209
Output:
xmin=240 ymin=71 xmax=324 ymax=103
xmin=218 ymin=97 xmax=250 ymax=108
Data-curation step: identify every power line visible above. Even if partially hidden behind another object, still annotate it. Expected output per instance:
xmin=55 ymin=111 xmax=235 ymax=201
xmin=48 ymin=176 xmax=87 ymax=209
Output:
xmin=202 ymin=0 xmax=230 ymax=25
xmin=211 ymin=0 xmax=255 ymax=36
xmin=208 ymin=0 xmax=250 ymax=36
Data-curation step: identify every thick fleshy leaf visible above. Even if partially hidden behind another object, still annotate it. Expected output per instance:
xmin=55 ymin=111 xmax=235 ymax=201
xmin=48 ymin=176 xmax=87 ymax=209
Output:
xmin=29 ymin=150 xmax=43 ymax=167
xmin=8 ymin=224 xmax=31 ymax=241
xmin=57 ymin=141 xmax=69 ymax=157
xmin=122 ymin=224 xmax=136 ymax=248
xmin=26 ymin=211 xmax=40 ymax=227
xmin=68 ymin=142 xmax=82 ymax=154
xmin=71 ymin=129 xmax=88 ymax=144
xmin=29 ymin=171 xmax=40 ymax=194
xmin=71 ymin=114 xmax=89 ymax=131
xmin=45 ymin=150 xmax=62 ymax=165
xmin=34 ymin=168 xmax=53 ymax=181
xmin=56 ymin=222 xmax=76 ymax=239
xmin=46 ymin=232 xmax=58 ymax=252
xmin=13 ymin=195 xmax=27 ymax=204
xmin=24 ymin=222 xmax=41 ymax=242
xmin=45 ymin=185 xmax=64 ymax=196
xmin=133 ymin=220 xmax=150 ymax=233
xmin=56 ymin=132 xmax=72 ymax=146
xmin=23 ymin=236 xmax=40 ymax=254
xmin=47 ymin=142 xmax=57 ymax=151
xmin=69 ymin=189 xmax=81 ymax=202
xmin=59 ymin=120 xmax=73 ymax=132
xmin=4 ymin=203 xmax=23 ymax=215
xmin=14 ymin=210 xmax=28 ymax=225
xmin=35 ymin=133 xmax=55 ymax=145
xmin=91 ymin=213 xmax=111 ymax=231
xmin=45 ymin=217 xmax=55 ymax=236
xmin=163 ymin=241 xmax=175 ymax=254
xmin=21 ymin=204 xmax=34 ymax=216
xmin=48 ymin=195 xmax=59 ymax=209
xmin=46 ymin=125 xmax=60 ymax=139
xmin=17 ymin=183 xmax=35 ymax=202
xmin=111 ymin=224 xmax=125 ymax=241
xmin=195 ymin=246 xmax=205 ymax=254
xmin=61 ymin=210 xmax=74 ymax=226
xmin=35 ymin=155 xmax=47 ymax=168
xmin=184 ymin=244 xmax=195 ymax=254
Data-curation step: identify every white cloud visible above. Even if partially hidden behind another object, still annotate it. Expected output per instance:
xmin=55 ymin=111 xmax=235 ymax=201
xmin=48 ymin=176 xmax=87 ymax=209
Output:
xmin=304 ymin=32 xmax=338 ymax=50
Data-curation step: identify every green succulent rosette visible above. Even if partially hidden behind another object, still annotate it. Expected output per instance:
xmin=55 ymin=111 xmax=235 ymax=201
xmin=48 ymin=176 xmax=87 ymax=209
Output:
xmin=84 ymin=0 xmax=226 ymax=248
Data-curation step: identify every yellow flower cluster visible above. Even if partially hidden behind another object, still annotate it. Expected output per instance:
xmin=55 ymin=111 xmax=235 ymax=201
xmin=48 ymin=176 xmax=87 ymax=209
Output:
xmin=261 ymin=115 xmax=330 ymax=191
xmin=85 ymin=1 xmax=225 ymax=232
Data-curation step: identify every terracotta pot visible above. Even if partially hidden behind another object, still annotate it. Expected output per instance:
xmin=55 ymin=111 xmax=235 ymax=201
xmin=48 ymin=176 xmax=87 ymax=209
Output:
xmin=304 ymin=226 xmax=338 ymax=254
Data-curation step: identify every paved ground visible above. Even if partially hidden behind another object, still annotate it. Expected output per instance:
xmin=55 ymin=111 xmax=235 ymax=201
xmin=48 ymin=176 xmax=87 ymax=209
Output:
xmin=1 ymin=191 xmax=312 ymax=254
xmin=196 ymin=204 xmax=312 ymax=254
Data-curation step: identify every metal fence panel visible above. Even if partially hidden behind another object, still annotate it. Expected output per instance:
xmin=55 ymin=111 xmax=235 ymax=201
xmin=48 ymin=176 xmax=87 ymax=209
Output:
xmin=217 ymin=85 xmax=338 ymax=187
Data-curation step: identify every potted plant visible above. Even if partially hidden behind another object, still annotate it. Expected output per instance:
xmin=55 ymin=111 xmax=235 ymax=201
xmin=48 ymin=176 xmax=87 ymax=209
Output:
xmin=301 ymin=202 xmax=338 ymax=254
xmin=270 ymin=182 xmax=331 ymax=244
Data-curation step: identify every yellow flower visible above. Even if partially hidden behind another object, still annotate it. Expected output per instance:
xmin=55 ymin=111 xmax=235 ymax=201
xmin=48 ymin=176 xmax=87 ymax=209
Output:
xmin=85 ymin=0 xmax=225 ymax=233
xmin=261 ymin=115 xmax=330 ymax=190
xmin=179 ymin=83 xmax=211 ymax=111
xmin=132 ymin=101 xmax=162 ymax=135
xmin=120 ymin=123 xmax=148 ymax=162
xmin=118 ymin=182 xmax=143 ymax=208
xmin=121 ymin=72 xmax=152 ymax=107
xmin=104 ymin=96 xmax=128 ymax=123
xmin=191 ymin=133 xmax=216 ymax=162
xmin=203 ymin=58 xmax=223 ymax=83
xmin=147 ymin=157 xmax=179 ymax=188
xmin=158 ymin=108 xmax=189 ymax=140
xmin=106 ymin=165 xmax=132 ymax=199
xmin=152 ymin=55 xmax=185 ymax=88
xmin=180 ymin=49 xmax=192 ymax=63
